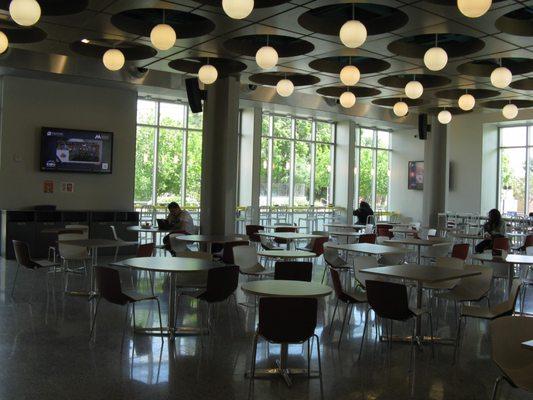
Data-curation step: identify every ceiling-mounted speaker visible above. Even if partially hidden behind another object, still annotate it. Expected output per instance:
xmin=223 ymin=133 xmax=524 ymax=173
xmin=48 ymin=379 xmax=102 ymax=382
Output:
xmin=185 ymin=78 xmax=203 ymax=113
xmin=418 ymin=113 xmax=430 ymax=140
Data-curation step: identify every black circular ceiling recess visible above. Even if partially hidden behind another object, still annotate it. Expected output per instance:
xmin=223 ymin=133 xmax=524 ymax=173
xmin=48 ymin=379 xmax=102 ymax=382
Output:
xmin=249 ymin=72 xmax=319 ymax=87
xmin=425 ymin=106 xmax=472 ymax=115
xmin=298 ymin=3 xmax=408 ymax=36
xmin=434 ymin=88 xmax=500 ymax=100
xmin=0 ymin=19 xmax=46 ymax=43
xmin=378 ymin=74 xmax=451 ymax=89
xmin=388 ymin=33 xmax=485 ymax=58
xmin=424 ymin=0 xmax=505 ymax=5
xmin=111 ymin=9 xmax=215 ymax=39
xmin=316 ymin=86 xmax=381 ymax=98
xmin=372 ymin=97 xmax=425 ymax=107
xmin=481 ymin=100 xmax=533 ymax=109
xmin=0 ymin=0 xmax=87 ymax=15
xmin=495 ymin=7 xmax=533 ymax=37
xmin=70 ymin=39 xmax=157 ymax=60
xmin=223 ymin=34 xmax=314 ymax=58
xmin=192 ymin=0 xmax=291 ymax=8
xmin=309 ymin=56 xmax=390 ymax=74
xmin=511 ymin=78 xmax=533 ymax=91
xmin=169 ymin=57 xmax=247 ymax=76
xmin=457 ymin=58 xmax=533 ymax=77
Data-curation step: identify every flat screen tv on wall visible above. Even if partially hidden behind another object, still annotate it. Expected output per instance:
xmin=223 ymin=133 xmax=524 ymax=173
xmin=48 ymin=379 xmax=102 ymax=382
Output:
xmin=408 ymin=161 xmax=424 ymax=190
xmin=40 ymin=127 xmax=113 ymax=174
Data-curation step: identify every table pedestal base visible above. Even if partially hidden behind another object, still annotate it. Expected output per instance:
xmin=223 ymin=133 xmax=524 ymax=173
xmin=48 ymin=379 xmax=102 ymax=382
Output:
xmin=246 ymin=365 xmax=319 ymax=387
xmin=134 ymin=326 xmax=208 ymax=339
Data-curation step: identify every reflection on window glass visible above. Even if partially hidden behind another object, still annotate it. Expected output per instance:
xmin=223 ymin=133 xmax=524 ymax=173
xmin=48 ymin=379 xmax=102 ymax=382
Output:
xmin=315 ymin=143 xmax=332 ymax=205
xmin=377 ymin=130 xmax=390 ymax=149
xmin=294 ymin=141 xmax=312 ymax=206
xmin=159 ymin=102 xmax=185 ymax=128
xmin=273 ymin=116 xmax=292 ymax=138
xmin=260 ymin=138 xmax=270 ymax=206
xmin=499 ymin=148 xmax=526 ymax=214
xmin=134 ymin=126 xmax=155 ymax=203
xmin=316 ymin=122 xmax=333 ymax=142
xmin=185 ymin=131 xmax=202 ymax=206
xmin=157 ymin=129 xmax=183 ymax=204
xmin=358 ymin=148 xmax=373 ymax=203
xmin=271 ymin=139 xmax=291 ymax=205
xmin=137 ymin=100 xmax=157 ymax=125
xmin=295 ymin=119 xmax=312 ymax=140
xmin=500 ymin=126 xmax=527 ymax=147
xmin=360 ymin=128 xmax=374 ymax=147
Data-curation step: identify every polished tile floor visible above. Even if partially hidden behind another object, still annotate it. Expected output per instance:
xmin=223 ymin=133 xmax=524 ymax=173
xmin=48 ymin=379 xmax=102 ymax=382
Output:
xmin=0 ymin=256 xmax=531 ymax=400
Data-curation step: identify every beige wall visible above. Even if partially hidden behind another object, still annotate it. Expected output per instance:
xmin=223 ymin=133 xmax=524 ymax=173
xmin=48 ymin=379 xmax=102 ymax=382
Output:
xmin=0 ymin=75 xmax=137 ymax=210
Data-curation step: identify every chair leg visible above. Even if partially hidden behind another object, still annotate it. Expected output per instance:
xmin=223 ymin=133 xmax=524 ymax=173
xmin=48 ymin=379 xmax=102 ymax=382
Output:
xmin=453 ymin=316 xmax=464 ymax=365
xmin=428 ymin=313 xmax=435 ymax=358
xmin=338 ymin=302 xmax=350 ymax=349
xmin=321 ymin=266 xmax=327 ymax=284
xmin=89 ymin=297 xmax=101 ymax=341
xmin=307 ymin=339 xmax=311 ymax=378
xmin=314 ymin=334 xmax=322 ymax=378
xmin=11 ymin=264 xmax=20 ymax=298
xmin=358 ymin=308 xmax=370 ymax=361
xmin=491 ymin=376 xmax=508 ymax=400
xmin=155 ymin=298 xmax=164 ymax=343
xmin=121 ymin=303 xmax=130 ymax=352
xmin=114 ymin=247 xmax=119 ymax=262
xmin=329 ymin=299 xmax=339 ymax=335
xmin=409 ymin=319 xmax=416 ymax=373
xmin=250 ymin=332 xmax=259 ymax=379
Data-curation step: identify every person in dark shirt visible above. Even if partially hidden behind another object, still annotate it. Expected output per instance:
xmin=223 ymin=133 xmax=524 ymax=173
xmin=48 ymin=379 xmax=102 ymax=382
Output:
xmin=475 ymin=208 xmax=506 ymax=253
xmin=353 ymin=201 xmax=374 ymax=225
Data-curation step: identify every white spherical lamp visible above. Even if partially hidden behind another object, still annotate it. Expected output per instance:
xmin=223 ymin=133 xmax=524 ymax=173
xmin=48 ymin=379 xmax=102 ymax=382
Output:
xmin=424 ymin=46 xmax=448 ymax=71
xmin=198 ymin=64 xmax=218 ymax=85
xmin=150 ymin=23 xmax=176 ymax=51
xmin=255 ymin=46 xmax=278 ymax=69
xmin=339 ymin=20 xmax=367 ymax=48
xmin=0 ymin=31 xmax=9 ymax=54
xmin=340 ymin=65 xmax=360 ymax=86
xmin=339 ymin=91 xmax=356 ymax=108
xmin=490 ymin=66 xmax=512 ymax=89
xmin=405 ymin=80 xmax=424 ymax=99
xmin=102 ymin=49 xmax=125 ymax=71
xmin=438 ymin=110 xmax=452 ymax=124
xmin=457 ymin=0 xmax=492 ymax=18
xmin=9 ymin=0 xmax=41 ymax=26
xmin=276 ymin=79 xmax=294 ymax=97
xmin=458 ymin=93 xmax=475 ymax=111
xmin=222 ymin=0 xmax=254 ymax=19
xmin=502 ymin=103 xmax=518 ymax=120
xmin=393 ymin=101 xmax=408 ymax=117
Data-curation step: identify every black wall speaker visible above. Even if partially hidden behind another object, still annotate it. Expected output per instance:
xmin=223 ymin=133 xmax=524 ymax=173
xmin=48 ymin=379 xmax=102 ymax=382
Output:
xmin=418 ymin=113 xmax=429 ymax=140
xmin=185 ymin=78 xmax=203 ymax=113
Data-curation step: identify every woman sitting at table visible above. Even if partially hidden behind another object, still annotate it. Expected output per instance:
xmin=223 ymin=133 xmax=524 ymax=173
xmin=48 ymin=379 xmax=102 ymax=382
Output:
xmin=475 ymin=208 xmax=506 ymax=253
xmin=353 ymin=201 xmax=374 ymax=225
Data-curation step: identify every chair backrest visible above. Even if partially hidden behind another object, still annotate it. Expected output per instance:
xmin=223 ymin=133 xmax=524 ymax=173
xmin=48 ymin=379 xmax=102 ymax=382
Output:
xmin=366 ymin=280 xmax=412 ymax=321
xmin=376 ymin=224 xmax=393 ymax=238
xmin=329 ymin=266 xmax=345 ymax=298
xmin=425 ymin=241 xmax=453 ymax=257
xmin=169 ymin=234 xmax=188 ymax=253
xmin=274 ymin=261 xmax=313 ymax=282
xmin=451 ymin=243 xmax=470 ymax=260
xmin=451 ymin=264 xmax=493 ymax=300
xmin=364 ymin=224 xmax=374 ymax=234
xmin=58 ymin=233 xmax=88 ymax=259
xmin=257 ymin=297 xmax=317 ymax=343
xmin=12 ymin=240 xmax=37 ymax=268
xmin=435 ymin=256 xmax=464 ymax=269
xmin=359 ymin=234 xmax=376 ymax=244
xmin=245 ymin=225 xmax=264 ymax=242
xmin=199 ymin=265 xmax=239 ymax=303
xmin=352 ymin=256 xmax=379 ymax=288
xmin=65 ymin=225 xmax=89 ymax=239
xmin=136 ymin=243 xmax=154 ymax=257
xmin=311 ymin=236 xmax=329 ymax=256
xmin=174 ymin=251 xmax=212 ymax=260
xmin=490 ymin=279 xmax=522 ymax=317
xmin=427 ymin=228 xmax=437 ymax=237
xmin=526 ymin=246 xmax=533 ymax=255
xmin=274 ymin=226 xmax=297 ymax=244
xmin=109 ymin=225 xmax=119 ymax=241
xmin=524 ymin=235 xmax=533 ymax=249
xmin=493 ymin=237 xmax=510 ymax=252
xmin=95 ymin=266 xmax=128 ymax=305
xmin=323 ymin=247 xmax=347 ymax=269
xmin=221 ymin=240 xmax=249 ymax=264
xmin=232 ymin=245 xmax=261 ymax=272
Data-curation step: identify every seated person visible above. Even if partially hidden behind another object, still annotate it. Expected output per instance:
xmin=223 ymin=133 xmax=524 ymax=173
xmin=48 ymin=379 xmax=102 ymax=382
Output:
xmin=475 ymin=208 xmax=506 ymax=253
xmin=353 ymin=201 xmax=374 ymax=225
xmin=163 ymin=202 xmax=195 ymax=253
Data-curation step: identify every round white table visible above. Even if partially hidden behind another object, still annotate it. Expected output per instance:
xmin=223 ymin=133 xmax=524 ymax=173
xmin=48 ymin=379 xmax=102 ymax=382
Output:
xmin=176 ymin=234 xmax=247 ymax=252
xmin=127 ymin=225 xmax=174 ymax=245
xmin=257 ymin=250 xmax=315 ymax=259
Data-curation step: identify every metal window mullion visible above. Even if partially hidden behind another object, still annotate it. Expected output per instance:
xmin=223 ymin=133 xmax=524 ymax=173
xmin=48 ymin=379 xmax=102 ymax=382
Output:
xmin=181 ymin=105 xmax=188 ymax=206
xmin=525 ymin=126 xmax=530 ymax=215
xmin=289 ymin=118 xmax=295 ymax=207
xmin=267 ymin=115 xmax=274 ymax=206
xmin=497 ymin=127 xmax=502 ymax=209
xmin=152 ymin=101 xmax=161 ymax=205
xmin=331 ymin=122 xmax=337 ymax=205
xmin=372 ymin=130 xmax=377 ymax=209
xmin=310 ymin=120 xmax=317 ymax=206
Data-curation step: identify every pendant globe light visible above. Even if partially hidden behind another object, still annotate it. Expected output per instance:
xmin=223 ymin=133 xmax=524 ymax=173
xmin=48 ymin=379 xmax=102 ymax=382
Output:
xmin=276 ymin=77 xmax=294 ymax=97
xmin=490 ymin=61 xmax=512 ymax=89
xmin=405 ymin=78 xmax=423 ymax=99
xmin=150 ymin=10 xmax=176 ymax=51
xmin=255 ymin=36 xmax=278 ymax=69
xmin=102 ymin=48 xmax=125 ymax=71
xmin=458 ymin=91 xmax=475 ymax=111
xmin=457 ymin=0 xmax=492 ymax=18
xmin=393 ymin=100 xmax=408 ymax=117
xmin=339 ymin=58 xmax=360 ymax=86
xmin=222 ymin=0 xmax=254 ymax=20
xmin=198 ymin=61 xmax=218 ymax=85
xmin=339 ymin=3 xmax=367 ymax=49
xmin=9 ymin=0 xmax=41 ymax=26
xmin=502 ymin=102 xmax=518 ymax=120
xmin=339 ymin=90 xmax=356 ymax=108
xmin=424 ymin=34 xmax=448 ymax=71
xmin=438 ymin=109 xmax=452 ymax=124
xmin=0 ymin=31 xmax=8 ymax=54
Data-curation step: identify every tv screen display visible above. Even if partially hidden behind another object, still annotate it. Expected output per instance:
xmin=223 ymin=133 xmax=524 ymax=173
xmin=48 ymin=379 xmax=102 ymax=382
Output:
xmin=40 ymin=127 xmax=113 ymax=174
xmin=408 ymin=161 xmax=424 ymax=190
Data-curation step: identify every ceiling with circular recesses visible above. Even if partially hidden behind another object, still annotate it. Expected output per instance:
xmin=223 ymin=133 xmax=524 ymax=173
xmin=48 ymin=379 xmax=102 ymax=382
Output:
xmin=0 ymin=0 xmax=87 ymax=16
xmin=372 ymin=98 xmax=425 ymax=107
xmin=249 ymin=72 xmax=319 ymax=87
xmin=434 ymin=88 xmax=500 ymax=100
xmin=495 ymin=7 xmax=533 ymax=37
xmin=111 ymin=9 xmax=215 ymax=39
xmin=169 ymin=57 xmax=246 ymax=76
xmin=457 ymin=58 xmax=533 ymax=77
xmin=511 ymin=78 xmax=533 ymax=91
xmin=317 ymin=86 xmax=381 ymax=98
xmin=0 ymin=19 xmax=45 ymax=43
xmin=425 ymin=107 xmax=472 ymax=115
xmin=424 ymin=0 xmax=505 ymax=5
xmin=224 ymin=35 xmax=314 ymax=58
xmin=70 ymin=39 xmax=157 ymax=60
xmin=191 ymin=0 xmax=291 ymax=8
xmin=388 ymin=34 xmax=485 ymax=58
xmin=481 ymin=100 xmax=533 ymax=109
xmin=309 ymin=56 xmax=390 ymax=75
xmin=379 ymin=74 xmax=451 ymax=89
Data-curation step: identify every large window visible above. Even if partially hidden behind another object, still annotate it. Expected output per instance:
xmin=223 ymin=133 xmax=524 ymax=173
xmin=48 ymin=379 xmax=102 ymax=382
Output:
xmin=497 ymin=125 xmax=533 ymax=216
xmin=355 ymin=128 xmax=391 ymax=211
xmin=260 ymin=114 xmax=335 ymax=206
xmin=135 ymin=99 xmax=203 ymax=206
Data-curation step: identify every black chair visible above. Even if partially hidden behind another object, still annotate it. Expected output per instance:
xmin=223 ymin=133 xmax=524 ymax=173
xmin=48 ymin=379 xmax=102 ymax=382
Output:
xmin=250 ymin=297 xmax=322 ymax=381
xmin=221 ymin=240 xmax=249 ymax=264
xmin=360 ymin=280 xmax=434 ymax=367
xmin=89 ymin=266 xmax=163 ymax=349
xmin=274 ymin=261 xmax=313 ymax=282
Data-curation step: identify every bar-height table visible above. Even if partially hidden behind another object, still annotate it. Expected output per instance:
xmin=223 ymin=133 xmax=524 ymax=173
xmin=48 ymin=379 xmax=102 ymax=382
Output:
xmin=361 ymin=264 xmax=481 ymax=342
xmin=471 ymin=253 xmax=533 ymax=293
xmin=241 ymin=280 xmax=332 ymax=386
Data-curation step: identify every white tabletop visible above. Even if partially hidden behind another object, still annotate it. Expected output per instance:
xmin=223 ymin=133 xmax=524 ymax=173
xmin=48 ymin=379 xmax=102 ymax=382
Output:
xmin=175 ymin=235 xmax=247 ymax=243
xmin=262 ymin=225 xmax=302 ymax=230
xmin=522 ymin=340 xmax=533 ymax=351
xmin=59 ymin=239 xmax=134 ymax=248
xmin=127 ymin=226 xmax=173 ymax=233
xmin=328 ymin=231 xmax=365 ymax=237
xmin=361 ymin=264 xmax=481 ymax=283
xmin=383 ymin=238 xmax=446 ymax=247
xmin=453 ymin=233 xmax=484 ymax=240
xmin=472 ymin=253 xmax=533 ymax=264
xmin=241 ymin=280 xmax=332 ymax=298
xmin=325 ymin=223 xmax=366 ymax=230
xmin=258 ymin=250 xmax=316 ymax=258
xmin=112 ymin=256 xmax=215 ymax=273
xmin=390 ymin=228 xmax=419 ymax=234
xmin=324 ymin=242 xmax=409 ymax=255
xmin=258 ymin=232 xmax=324 ymax=240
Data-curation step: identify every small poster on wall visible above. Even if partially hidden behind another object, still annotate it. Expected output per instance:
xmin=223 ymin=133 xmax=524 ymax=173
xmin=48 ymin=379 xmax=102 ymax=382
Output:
xmin=43 ymin=180 xmax=54 ymax=193
xmin=61 ymin=182 xmax=74 ymax=193
xmin=408 ymin=161 xmax=424 ymax=190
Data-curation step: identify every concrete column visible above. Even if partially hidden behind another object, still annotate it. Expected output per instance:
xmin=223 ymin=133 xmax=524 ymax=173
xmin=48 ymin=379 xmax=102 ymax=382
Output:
xmin=334 ymin=120 xmax=356 ymax=223
xmin=423 ymin=117 xmax=447 ymax=227
xmin=200 ymin=76 xmax=240 ymax=235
